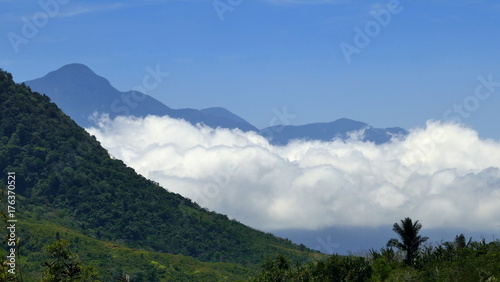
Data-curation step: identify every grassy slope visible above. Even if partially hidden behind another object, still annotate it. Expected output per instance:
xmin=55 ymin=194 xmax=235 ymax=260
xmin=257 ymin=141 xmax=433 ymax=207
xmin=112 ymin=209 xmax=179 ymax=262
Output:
xmin=15 ymin=218 xmax=256 ymax=281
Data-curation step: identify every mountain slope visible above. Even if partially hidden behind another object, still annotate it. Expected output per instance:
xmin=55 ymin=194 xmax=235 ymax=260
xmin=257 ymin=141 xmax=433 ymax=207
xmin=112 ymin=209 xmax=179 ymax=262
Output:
xmin=24 ymin=63 xmax=257 ymax=131
xmin=19 ymin=220 xmax=256 ymax=281
xmin=201 ymin=107 xmax=250 ymax=125
xmin=262 ymin=118 xmax=407 ymax=145
xmin=0 ymin=68 xmax=321 ymax=277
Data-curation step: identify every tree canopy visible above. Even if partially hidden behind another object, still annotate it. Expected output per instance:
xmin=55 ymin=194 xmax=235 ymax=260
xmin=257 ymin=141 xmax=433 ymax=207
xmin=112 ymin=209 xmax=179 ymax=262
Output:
xmin=387 ymin=217 xmax=429 ymax=266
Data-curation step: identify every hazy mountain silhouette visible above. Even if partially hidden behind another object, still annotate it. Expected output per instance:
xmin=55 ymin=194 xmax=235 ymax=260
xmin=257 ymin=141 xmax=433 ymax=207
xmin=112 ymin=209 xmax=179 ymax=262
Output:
xmin=25 ymin=63 xmax=406 ymax=144
xmin=25 ymin=63 xmax=258 ymax=131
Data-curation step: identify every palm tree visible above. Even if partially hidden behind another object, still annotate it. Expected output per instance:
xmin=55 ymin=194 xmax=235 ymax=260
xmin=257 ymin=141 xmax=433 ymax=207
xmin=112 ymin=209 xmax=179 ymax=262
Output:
xmin=387 ymin=217 xmax=429 ymax=266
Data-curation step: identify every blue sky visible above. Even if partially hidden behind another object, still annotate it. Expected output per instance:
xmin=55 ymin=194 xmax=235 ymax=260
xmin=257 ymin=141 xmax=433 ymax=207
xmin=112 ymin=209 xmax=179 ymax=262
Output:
xmin=2 ymin=0 xmax=500 ymax=138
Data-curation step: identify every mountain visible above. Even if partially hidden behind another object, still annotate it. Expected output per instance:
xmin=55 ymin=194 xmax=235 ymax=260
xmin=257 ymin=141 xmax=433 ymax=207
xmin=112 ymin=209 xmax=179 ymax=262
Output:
xmin=0 ymin=68 xmax=321 ymax=280
xmin=24 ymin=63 xmax=171 ymax=126
xmin=25 ymin=64 xmax=406 ymax=145
xmin=25 ymin=63 xmax=258 ymax=131
xmin=261 ymin=118 xmax=407 ymax=145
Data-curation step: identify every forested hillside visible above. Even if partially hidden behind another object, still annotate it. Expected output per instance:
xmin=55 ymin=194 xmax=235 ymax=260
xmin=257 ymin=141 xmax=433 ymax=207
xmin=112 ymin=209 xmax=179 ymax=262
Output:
xmin=0 ymin=69 xmax=321 ymax=280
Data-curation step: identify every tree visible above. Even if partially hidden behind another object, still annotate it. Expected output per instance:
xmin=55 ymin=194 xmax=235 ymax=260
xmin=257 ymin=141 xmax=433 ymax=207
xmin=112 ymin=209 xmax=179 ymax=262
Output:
xmin=42 ymin=239 xmax=99 ymax=281
xmin=254 ymin=255 xmax=292 ymax=281
xmin=387 ymin=217 xmax=428 ymax=266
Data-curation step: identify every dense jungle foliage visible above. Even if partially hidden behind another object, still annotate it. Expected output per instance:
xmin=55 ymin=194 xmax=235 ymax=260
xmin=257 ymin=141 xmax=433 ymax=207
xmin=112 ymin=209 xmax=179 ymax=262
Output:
xmin=253 ymin=229 xmax=500 ymax=281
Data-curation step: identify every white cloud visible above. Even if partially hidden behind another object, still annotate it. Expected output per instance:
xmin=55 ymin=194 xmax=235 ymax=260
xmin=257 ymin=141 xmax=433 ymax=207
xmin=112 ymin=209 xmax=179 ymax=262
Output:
xmin=87 ymin=116 xmax=500 ymax=232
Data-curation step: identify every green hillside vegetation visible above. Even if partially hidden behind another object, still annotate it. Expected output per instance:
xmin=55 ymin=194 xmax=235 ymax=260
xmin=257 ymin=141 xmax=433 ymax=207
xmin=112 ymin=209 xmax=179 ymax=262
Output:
xmin=0 ymin=69 xmax=323 ymax=280
xmin=3 ymin=219 xmax=256 ymax=281
xmin=253 ymin=220 xmax=500 ymax=281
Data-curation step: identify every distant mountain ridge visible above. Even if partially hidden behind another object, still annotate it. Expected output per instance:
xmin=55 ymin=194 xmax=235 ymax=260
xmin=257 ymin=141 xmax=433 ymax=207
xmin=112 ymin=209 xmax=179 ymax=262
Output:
xmin=25 ymin=63 xmax=407 ymax=144
xmin=25 ymin=63 xmax=258 ymax=131
xmin=262 ymin=118 xmax=407 ymax=145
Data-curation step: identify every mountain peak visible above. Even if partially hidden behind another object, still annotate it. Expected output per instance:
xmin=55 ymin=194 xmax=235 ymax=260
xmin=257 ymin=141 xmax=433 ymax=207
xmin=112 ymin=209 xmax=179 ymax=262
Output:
xmin=24 ymin=64 xmax=124 ymax=126
xmin=332 ymin=118 xmax=368 ymax=127
xmin=57 ymin=63 xmax=94 ymax=73
xmin=42 ymin=63 xmax=109 ymax=86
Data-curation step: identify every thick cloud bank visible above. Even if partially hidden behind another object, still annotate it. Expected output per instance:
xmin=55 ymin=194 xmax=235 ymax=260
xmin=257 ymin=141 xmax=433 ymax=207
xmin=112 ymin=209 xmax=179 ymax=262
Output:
xmin=87 ymin=116 xmax=500 ymax=232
